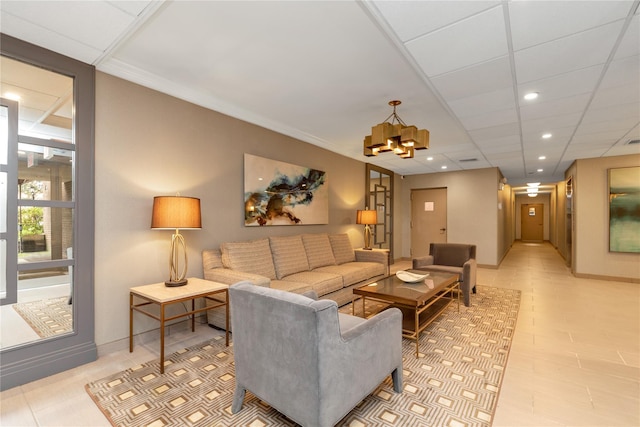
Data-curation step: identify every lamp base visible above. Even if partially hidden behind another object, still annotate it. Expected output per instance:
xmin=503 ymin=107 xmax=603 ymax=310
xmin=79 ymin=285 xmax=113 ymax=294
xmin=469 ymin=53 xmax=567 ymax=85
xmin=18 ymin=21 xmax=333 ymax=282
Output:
xmin=362 ymin=247 xmax=373 ymax=250
xmin=165 ymin=279 xmax=188 ymax=287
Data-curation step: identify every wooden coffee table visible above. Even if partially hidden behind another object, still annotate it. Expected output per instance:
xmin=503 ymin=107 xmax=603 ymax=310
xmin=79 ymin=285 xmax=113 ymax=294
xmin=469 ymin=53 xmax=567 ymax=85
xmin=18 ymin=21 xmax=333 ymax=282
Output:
xmin=352 ymin=271 xmax=460 ymax=357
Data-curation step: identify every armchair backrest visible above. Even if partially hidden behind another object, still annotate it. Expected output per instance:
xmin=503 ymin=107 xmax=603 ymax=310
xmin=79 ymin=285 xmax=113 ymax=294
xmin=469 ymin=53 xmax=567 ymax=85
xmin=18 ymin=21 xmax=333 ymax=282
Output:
xmin=429 ymin=243 xmax=476 ymax=267
xmin=229 ymin=282 xmax=339 ymax=418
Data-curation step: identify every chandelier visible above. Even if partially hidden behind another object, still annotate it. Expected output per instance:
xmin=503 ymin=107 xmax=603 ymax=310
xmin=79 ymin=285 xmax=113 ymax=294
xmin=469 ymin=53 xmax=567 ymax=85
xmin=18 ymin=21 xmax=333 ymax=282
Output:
xmin=363 ymin=100 xmax=429 ymax=159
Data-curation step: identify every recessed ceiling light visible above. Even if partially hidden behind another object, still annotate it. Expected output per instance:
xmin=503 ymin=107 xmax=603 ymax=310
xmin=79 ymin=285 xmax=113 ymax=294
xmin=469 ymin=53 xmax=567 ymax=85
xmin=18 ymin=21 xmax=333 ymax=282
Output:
xmin=527 ymin=182 xmax=540 ymax=187
xmin=538 ymin=156 xmax=546 ymax=160
xmin=537 ymin=168 xmax=544 ymax=172
xmin=542 ymin=133 xmax=552 ymax=139
xmin=441 ymin=166 xmax=447 ymax=170
xmin=427 ymin=157 xmax=433 ymax=161
xmin=524 ymin=92 xmax=539 ymax=101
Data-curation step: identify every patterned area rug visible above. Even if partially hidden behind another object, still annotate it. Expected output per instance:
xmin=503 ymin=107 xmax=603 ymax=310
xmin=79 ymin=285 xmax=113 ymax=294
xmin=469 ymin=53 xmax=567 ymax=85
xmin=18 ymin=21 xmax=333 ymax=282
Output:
xmin=12 ymin=296 xmax=72 ymax=338
xmin=86 ymin=285 xmax=520 ymax=427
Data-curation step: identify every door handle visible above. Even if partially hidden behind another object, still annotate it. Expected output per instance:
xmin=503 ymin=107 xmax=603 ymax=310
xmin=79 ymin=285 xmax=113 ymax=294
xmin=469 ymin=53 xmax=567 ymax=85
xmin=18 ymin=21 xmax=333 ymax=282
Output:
xmin=439 ymin=228 xmax=446 ymax=234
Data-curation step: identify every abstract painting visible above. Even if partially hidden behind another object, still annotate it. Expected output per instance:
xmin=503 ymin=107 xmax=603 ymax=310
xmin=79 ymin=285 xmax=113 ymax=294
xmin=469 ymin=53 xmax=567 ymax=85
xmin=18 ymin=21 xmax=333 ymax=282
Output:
xmin=609 ymin=166 xmax=640 ymax=253
xmin=244 ymin=153 xmax=328 ymax=226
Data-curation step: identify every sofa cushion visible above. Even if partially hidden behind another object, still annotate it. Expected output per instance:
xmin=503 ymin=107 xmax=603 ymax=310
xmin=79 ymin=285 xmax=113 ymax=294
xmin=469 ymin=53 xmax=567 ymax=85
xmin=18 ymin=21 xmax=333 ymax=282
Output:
xmin=329 ymin=233 xmax=356 ymax=265
xmin=271 ymin=280 xmax=313 ymax=294
xmin=301 ymin=233 xmax=336 ymax=269
xmin=269 ymin=235 xmax=311 ymax=279
xmin=282 ymin=271 xmax=343 ymax=296
xmin=315 ymin=261 xmax=385 ymax=287
xmin=221 ymin=238 xmax=276 ymax=279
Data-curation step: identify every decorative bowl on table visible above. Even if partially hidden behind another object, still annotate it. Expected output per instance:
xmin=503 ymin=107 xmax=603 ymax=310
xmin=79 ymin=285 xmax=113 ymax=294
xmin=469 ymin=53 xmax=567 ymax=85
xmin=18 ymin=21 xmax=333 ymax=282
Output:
xmin=395 ymin=270 xmax=429 ymax=283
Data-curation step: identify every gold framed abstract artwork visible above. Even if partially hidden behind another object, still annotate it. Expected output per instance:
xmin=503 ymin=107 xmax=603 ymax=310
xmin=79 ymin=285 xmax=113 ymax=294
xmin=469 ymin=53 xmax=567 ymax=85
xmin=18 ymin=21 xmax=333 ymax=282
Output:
xmin=244 ymin=153 xmax=328 ymax=226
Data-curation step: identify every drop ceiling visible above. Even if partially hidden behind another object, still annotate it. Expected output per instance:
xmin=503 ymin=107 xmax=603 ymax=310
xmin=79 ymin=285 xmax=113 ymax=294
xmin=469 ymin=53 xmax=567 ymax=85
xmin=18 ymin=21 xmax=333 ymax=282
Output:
xmin=1 ymin=0 xmax=638 ymax=186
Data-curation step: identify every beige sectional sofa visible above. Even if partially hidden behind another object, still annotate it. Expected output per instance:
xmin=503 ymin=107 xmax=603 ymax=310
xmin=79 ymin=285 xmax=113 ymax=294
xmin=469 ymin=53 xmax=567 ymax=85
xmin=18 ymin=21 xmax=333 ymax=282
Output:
xmin=202 ymin=233 xmax=388 ymax=329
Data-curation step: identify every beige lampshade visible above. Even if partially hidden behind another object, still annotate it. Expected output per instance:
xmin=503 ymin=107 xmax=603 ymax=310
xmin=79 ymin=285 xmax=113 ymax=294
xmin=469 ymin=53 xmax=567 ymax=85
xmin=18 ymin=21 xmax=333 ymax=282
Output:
xmin=356 ymin=209 xmax=377 ymax=225
xmin=151 ymin=196 xmax=202 ymax=230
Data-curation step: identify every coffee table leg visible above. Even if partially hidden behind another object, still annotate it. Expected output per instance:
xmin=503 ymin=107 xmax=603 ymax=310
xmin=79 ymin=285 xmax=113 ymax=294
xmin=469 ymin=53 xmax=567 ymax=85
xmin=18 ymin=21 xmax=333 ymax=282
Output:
xmin=415 ymin=309 xmax=420 ymax=358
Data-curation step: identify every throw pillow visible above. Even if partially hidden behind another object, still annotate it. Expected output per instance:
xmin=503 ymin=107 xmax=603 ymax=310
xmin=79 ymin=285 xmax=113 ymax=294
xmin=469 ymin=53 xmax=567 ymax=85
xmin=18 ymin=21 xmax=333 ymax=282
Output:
xmin=221 ymin=238 xmax=276 ymax=279
xmin=301 ymin=233 xmax=336 ymax=269
xmin=329 ymin=233 xmax=356 ymax=264
xmin=269 ymin=235 xmax=310 ymax=279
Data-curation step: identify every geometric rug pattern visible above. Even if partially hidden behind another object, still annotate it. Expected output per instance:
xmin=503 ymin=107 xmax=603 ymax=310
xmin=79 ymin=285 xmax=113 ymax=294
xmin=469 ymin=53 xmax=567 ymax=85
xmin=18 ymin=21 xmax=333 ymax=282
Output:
xmin=12 ymin=296 xmax=73 ymax=338
xmin=85 ymin=285 xmax=520 ymax=427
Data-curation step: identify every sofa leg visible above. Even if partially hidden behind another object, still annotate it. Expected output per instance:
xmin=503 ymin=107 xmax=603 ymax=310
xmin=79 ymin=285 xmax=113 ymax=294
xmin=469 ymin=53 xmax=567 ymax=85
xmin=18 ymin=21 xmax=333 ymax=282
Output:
xmin=472 ymin=285 xmax=477 ymax=294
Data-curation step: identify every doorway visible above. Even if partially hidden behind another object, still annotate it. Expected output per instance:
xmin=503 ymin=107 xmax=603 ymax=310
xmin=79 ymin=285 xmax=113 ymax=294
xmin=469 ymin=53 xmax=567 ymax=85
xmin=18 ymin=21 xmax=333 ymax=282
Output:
xmin=521 ymin=203 xmax=544 ymax=242
xmin=411 ymin=188 xmax=447 ymax=258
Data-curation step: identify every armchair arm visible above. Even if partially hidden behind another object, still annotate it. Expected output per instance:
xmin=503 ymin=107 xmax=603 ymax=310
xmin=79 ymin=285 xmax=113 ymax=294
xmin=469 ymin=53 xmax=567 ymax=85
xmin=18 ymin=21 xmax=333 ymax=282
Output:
xmin=339 ymin=308 xmax=401 ymax=342
xmin=204 ymin=268 xmax=271 ymax=287
xmin=460 ymin=259 xmax=477 ymax=306
xmin=320 ymin=307 xmax=403 ymax=399
xmin=412 ymin=255 xmax=435 ymax=269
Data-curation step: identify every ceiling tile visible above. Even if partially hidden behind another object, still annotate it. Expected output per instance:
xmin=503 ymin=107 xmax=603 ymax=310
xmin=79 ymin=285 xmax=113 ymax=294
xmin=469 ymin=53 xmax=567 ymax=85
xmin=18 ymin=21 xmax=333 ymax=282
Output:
xmin=0 ymin=11 xmax=103 ymax=63
xmin=615 ymin=14 xmax=640 ymax=59
xmin=1 ymin=1 xmax=136 ymax=51
xmin=406 ymin=5 xmax=508 ymax=76
xmin=509 ymin=0 xmax=633 ymax=51
xmin=448 ymin=87 xmax=516 ymax=118
xmin=521 ymin=112 xmax=583 ymax=135
xmin=514 ymin=20 xmax=625 ymax=84
xmin=459 ymin=108 xmax=518 ymax=131
xmin=518 ymin=65 xmax=603 ymax=104
xmin=373 ymin=0 xmax=500 ymax=42
xmin=520 ymin=93 xmax=592 ymax=122
xmin=589 ymin=85 xmax=640 ymax=111
xmin=468 ymin=122 xmax=521 ymax=141
xmin=431 ymin=56 xmax=513 ymax=101
xmin=600 ymin=55 xmax=640 ymax=89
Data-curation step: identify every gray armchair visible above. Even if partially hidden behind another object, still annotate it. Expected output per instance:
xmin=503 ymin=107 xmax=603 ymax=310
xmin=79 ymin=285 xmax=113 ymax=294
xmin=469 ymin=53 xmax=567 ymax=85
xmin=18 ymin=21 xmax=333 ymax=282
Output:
xmin=412 ymin=243 xmax=477 ymax=307
xmin=229 ymin=281 xmax=403 ymax=427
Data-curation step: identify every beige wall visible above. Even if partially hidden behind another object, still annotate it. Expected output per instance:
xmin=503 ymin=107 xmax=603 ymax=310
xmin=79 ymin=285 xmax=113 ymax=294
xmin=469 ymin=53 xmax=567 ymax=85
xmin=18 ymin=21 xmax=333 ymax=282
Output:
xmin=571 ymin=154 xmax=640 ymax=280
xmin=399 ymin=167 xmax=502 ymax=266
xmin=95 ymin=73 xmax=370 ymax=345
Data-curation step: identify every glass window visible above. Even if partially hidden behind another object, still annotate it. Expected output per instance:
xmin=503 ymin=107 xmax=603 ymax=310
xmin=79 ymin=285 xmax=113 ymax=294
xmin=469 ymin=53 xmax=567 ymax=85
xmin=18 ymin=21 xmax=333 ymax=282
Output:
xmin=18 ymin=143 xmax=73 ymax=202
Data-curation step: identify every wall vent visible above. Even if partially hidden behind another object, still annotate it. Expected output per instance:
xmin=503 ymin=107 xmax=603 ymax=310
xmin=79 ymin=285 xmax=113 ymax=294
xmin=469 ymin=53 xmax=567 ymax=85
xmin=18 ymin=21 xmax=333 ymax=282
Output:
xmin=626 ymin=139 xmax=640 ymax=145
xmin=459 ymin=158 xmax=477 ymax=162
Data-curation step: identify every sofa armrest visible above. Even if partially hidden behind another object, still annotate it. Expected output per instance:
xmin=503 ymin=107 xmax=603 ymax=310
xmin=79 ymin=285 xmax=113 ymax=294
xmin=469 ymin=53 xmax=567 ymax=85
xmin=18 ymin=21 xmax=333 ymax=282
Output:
xmin=354 ymin=249 xmax=388 ymax=267
xmin=412 ymin=255 xmax=435 ymax=269
xmin=204 ymin=268 xmax=271 ymax=288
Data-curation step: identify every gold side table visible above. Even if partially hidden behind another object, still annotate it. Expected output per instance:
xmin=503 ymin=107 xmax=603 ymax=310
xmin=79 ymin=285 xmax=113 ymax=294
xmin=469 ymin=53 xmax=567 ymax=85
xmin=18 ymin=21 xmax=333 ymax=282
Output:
xmin=129 ymin=277 xmax=229 ymax=373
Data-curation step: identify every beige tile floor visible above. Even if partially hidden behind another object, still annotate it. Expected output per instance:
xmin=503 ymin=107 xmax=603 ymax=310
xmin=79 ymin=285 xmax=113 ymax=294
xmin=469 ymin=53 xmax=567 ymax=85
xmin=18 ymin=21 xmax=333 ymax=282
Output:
xmin=1 ymin=241 xmax=638 ymax=426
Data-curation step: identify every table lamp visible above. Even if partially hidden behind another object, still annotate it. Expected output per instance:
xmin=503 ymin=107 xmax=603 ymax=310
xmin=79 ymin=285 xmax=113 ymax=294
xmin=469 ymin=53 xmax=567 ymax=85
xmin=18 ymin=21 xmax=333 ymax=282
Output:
xmin=151 ymin=195 xmax=201 ymax=287
xmin=356 ymin=209 xmax=377 ymax=250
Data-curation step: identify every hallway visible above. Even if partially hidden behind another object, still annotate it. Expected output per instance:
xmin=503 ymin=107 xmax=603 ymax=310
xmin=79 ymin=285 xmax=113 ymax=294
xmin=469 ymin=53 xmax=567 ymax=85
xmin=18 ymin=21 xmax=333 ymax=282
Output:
xmin=486 ymin=242 xmax=639 ymax=426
